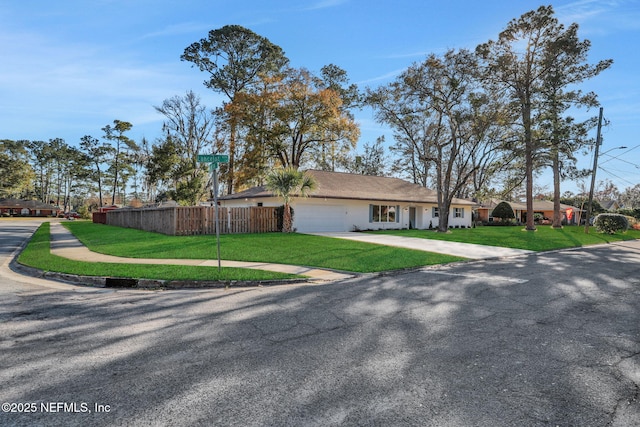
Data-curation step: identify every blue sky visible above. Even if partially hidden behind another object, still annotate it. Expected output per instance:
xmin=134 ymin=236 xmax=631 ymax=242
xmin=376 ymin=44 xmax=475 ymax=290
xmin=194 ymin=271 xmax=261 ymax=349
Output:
xmin=2 ymin=0 xmax=639 ymax=194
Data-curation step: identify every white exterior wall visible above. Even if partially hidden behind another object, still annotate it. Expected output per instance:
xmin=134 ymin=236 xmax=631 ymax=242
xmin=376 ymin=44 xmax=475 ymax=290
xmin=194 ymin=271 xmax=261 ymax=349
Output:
xmin=220 ymin=197 xmax=472 ymax=233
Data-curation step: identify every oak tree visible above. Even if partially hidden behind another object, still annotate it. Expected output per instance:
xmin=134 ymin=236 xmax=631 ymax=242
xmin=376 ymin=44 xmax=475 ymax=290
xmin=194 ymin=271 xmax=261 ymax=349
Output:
xmin=368 ymin=49 xmax=507 ymax=231
xmin=233 ymin=67 xmax=360 ymax=171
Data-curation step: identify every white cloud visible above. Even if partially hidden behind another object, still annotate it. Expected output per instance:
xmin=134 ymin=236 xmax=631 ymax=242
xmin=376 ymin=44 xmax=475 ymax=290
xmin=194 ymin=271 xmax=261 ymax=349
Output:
xmin=141 ymin=22 xmax=214 ymax=39
xmin=556 ymin=0 xmax=640 ymax=32
xmin=357 ymin=68 xmax=405 ymax=85
xmin=0 ymin=26 xmax=221 ymax=143
xmin=303 ymin=0 xmax=348 ymax=11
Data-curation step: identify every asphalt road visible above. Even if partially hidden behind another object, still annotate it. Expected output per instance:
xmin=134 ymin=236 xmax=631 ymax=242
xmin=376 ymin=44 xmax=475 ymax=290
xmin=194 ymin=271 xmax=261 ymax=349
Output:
xmin=1 ymin=220 xmax=639 ymax=426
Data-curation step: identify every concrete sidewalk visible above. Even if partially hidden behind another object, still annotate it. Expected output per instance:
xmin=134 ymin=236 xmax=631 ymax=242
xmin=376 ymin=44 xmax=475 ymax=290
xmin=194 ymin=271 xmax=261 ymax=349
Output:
xmin=309 ymin=231 xmax=534 ymax=259
xmin=49 ymin=223 xmax=353 ymax=282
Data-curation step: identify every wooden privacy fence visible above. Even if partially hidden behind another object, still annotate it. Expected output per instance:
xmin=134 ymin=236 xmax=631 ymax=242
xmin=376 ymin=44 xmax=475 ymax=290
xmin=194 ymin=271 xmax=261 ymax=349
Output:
xmin=103 ymin=206 xmax=280 ymax=236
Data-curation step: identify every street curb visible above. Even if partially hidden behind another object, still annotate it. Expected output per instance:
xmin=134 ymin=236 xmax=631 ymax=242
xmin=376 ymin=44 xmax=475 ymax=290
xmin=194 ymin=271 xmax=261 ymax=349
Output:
xmin=11 ymin=258 xmax=318 ymax=290
xmin=11 ymin=251 xmax=327 ymax=289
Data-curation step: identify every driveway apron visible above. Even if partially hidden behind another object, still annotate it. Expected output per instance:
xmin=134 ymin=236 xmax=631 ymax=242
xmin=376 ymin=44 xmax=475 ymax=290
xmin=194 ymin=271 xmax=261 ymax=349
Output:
xmin=309 ymin=231 xmax=534 ymax=259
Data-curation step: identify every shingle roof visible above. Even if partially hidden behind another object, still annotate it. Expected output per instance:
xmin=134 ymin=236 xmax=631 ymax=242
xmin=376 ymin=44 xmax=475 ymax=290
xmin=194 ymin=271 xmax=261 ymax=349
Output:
xmin=479 ymin=198 xmax=581 ymax=212
xmin=222 ymin=170 xmax=475 ymax=205
xmin=0 ymin=198 xmax=59 ymax=210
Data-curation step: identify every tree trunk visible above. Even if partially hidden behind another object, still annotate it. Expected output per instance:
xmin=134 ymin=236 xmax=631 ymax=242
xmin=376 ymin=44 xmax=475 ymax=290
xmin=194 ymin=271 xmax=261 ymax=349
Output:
xmin=283 ymin=203 xmax=293 ymax=233
xmin=226 ymin=120 xmax=236 ymax=195
xmin=437 ymin=205 xmax=450 ymax=232
xmin=552 ymin=150 xmax=563 ymax=228
xmin=98 ymin=179 xmax=103 ymax=208
xmin=112 ymin=141 xmax=120 ymax=206
xmin=523 ymin=102 xmax=536 ymax=231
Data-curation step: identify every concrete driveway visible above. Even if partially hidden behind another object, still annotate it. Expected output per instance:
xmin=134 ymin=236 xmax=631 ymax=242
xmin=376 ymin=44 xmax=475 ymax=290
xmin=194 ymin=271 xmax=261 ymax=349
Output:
xmin=1 ymin=218 xmax=639 ymax=426
xmin=310 ymin=231 xmax=534 ymax=259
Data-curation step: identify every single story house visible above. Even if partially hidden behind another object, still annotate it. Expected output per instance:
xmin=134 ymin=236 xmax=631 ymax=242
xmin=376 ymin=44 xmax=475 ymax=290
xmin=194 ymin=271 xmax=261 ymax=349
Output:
xmin=219 ymin=170 xmax=476 ymax=233
xmin=0 ymin=198 xmax=61 ymax=217
xmin=476 ymin=199 xmax=582 ymax=225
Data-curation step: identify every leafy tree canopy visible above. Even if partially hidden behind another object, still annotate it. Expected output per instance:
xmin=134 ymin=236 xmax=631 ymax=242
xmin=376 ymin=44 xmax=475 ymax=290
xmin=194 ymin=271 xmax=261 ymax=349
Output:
xmin=492 ymin=201 xmax=516 ymax=222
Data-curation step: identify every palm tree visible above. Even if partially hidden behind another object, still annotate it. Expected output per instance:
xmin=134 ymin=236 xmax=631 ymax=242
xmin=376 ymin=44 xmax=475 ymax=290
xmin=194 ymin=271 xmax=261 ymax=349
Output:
xmin=266 ymin=167 xmax=316 ymax=232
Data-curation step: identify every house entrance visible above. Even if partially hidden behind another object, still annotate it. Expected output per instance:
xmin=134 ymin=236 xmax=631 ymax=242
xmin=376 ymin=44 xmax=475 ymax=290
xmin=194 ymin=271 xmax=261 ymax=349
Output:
xmin=409 ymin=207 xmax=416 ymax=229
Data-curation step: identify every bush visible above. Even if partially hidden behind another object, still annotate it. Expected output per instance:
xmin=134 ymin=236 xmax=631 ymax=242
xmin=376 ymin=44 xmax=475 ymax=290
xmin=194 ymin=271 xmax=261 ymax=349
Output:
xmin=617 ymin=208 xmax=640 ymax=221
xmin=594 ymin=213 xmax=629 ymax=234
xmin=491 ymin=201 xmax=515 ymax=222
xmin=76 ymin=205 xmax=91 ymax=219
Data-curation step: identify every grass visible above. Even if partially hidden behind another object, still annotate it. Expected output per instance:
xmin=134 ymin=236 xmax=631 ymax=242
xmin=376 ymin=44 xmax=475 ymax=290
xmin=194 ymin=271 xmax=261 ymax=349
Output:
xmin=369 ymin=225 xmax=640 ymax=251
xmin=63 ymin=221 xmax=465 ymax=273
xmin=18 ymin=222 xmax=302 ymax=282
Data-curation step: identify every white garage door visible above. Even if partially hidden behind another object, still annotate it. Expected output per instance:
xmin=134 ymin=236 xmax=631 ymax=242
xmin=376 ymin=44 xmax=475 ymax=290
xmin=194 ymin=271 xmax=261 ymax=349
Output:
xmin=293 ymin=204 xmax=346 ymax=232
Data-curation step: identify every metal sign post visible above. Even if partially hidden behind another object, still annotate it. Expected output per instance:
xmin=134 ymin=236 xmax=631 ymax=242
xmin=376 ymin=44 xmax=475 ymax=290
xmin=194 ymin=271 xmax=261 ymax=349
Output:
xmin=197 ymin=154 xmax=229 ymax=272
xmin=212 ymin=162 xmax=221 ymax=271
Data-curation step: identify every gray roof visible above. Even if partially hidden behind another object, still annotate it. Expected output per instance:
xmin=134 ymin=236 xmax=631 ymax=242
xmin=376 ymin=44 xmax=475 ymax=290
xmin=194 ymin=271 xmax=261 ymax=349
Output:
xmin=0 ymin=198 xmax=60 ymax=210
xmin=222 ymin=170 xmax=475 ymax=205
xmin=478 ymin=199 xmax=582 ymax=212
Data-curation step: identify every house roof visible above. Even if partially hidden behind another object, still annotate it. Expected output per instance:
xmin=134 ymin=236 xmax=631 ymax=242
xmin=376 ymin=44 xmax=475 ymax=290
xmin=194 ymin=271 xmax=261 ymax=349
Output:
xmin=478 ymin=198 xmax=581 ymax=212
xmin=598 ymin=199 xmax=620 ymax=210
xmin=0 ymin=198 xmax=59 ymax=210
xmin=221 ymin=170 xmax=475 ymax=206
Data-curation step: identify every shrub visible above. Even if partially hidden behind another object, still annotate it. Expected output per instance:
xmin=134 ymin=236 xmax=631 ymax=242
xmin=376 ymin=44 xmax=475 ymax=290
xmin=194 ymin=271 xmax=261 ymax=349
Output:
xmin=76 ymin=205 xmax=91 ymax=219
xmin=623 ymin=215 xmax=639 ymax=228
xmin=594 ymin=213 xmax=629 ymax=234
xmin=617 ymin=208 xmax=640 ymax=221
xmin=491 ymin=201 xmax=515 ymax=222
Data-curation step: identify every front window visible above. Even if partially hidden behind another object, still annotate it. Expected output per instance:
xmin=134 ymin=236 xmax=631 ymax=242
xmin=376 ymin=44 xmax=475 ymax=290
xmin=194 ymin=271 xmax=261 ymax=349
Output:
xmin=432 ymin=207 xmax=439 ymax=218
xmin=454 ymin=208 xmax=464 ymax=218
xmin=370 ymin=205 xmax=398 ymax=223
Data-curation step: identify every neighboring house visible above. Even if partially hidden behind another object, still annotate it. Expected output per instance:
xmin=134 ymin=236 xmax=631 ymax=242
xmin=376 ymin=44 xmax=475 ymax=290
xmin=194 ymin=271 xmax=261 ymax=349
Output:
xmin=476 ymin=199 xmax=582 ymax=225
xmin=219 ymin=170 xmax=475 ymax=233
xmin=0 ymin=198 xmax=60 ymax=217
xmin=598 ymin=199 xmax=620 ymax=211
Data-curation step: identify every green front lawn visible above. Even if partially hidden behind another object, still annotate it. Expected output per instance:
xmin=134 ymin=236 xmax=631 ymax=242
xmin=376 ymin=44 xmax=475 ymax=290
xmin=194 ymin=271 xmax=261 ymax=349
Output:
xmin=19 ymin=222 xmax=301 ymax=282
xmin=369 ymin=225 xmax=640 ymax=251
xmin=63 ymin=221 xmax=465 ymax=273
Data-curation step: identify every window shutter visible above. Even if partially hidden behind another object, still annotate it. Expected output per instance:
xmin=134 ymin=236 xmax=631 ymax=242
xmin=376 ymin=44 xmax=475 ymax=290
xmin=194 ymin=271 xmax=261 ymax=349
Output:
xmin=369 ymin=204 xmax=373 ymax=222
xmin=396 ymin=205 xmax=400 ymax=222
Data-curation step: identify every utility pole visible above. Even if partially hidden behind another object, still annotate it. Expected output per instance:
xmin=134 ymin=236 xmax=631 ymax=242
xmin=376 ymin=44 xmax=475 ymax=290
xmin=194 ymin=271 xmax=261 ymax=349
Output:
xmin=584 ymin=107 xmax=604 ymax=234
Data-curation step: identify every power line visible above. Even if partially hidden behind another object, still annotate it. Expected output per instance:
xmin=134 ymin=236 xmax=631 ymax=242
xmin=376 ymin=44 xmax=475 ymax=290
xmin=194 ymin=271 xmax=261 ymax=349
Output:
xmin=601 ymin=156 xmax=640 ymax=169
xmin=598 ymin=166 xmax=639 ymax=188
xmin=599 ymin=144 xmax=640 ymax=166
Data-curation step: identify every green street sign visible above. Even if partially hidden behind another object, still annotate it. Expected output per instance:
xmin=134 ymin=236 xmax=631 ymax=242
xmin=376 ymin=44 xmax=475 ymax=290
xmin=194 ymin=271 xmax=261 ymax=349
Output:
xmin=209 ymin=163 xmax=218 ymax=171
xmin=198 ymin=154 xmax=229 ymax=163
